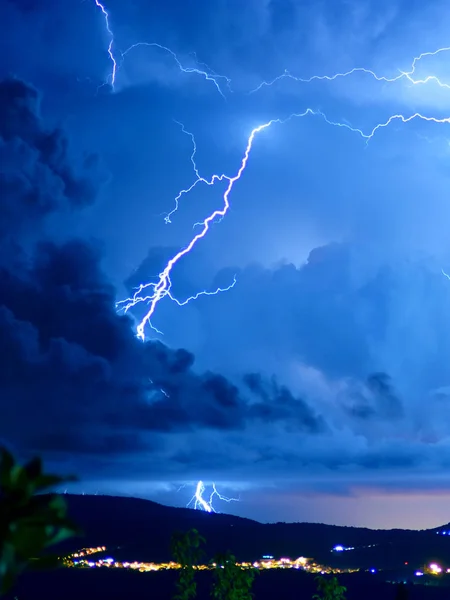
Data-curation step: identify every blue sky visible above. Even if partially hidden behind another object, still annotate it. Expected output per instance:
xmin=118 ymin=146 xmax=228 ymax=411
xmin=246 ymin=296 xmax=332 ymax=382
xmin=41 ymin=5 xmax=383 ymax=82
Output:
xmin=2 ymin=0 xmax=450 ymax=528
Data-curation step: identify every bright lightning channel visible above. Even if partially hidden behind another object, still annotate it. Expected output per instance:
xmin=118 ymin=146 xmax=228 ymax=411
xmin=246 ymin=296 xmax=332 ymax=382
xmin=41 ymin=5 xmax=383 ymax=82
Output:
xmin=92 ymin=3 xmax=450 ymax=338
xmin=163 ymin=120 xmax=230 ymax=225
xmin=188 ymin=481 xmax=239 ymax=513
xmin=249 ymin=46 xmax=450 ymax=93
xmin=92 ymin=1 xmax=230 ymax=95
xmin=117 ymin=276 xmax=237 ymax=337
xmin=93 ymin=0 xmax=117 ymax=87
xmin=115 ymin=119 xmax=238 ymax=333
xmin=121 ymin=108 xmax=450 ymax=340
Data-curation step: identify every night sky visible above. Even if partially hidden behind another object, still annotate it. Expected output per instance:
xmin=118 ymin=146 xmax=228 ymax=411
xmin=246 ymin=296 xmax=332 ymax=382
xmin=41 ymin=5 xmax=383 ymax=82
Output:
xmin=2 ymin=0 xmax=450 ymax=529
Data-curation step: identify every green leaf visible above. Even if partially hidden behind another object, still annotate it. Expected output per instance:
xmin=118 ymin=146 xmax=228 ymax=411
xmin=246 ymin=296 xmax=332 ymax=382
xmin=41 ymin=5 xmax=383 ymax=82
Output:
xmin=9 ymin=465 xmax=28 ymax=492
xmin=48 ymin=495 xmax=69 ymax=516
xmin=47 ymin=525 xmax=79 ymax=547
xmin=0 ymin=447 xmax=78 ymax=594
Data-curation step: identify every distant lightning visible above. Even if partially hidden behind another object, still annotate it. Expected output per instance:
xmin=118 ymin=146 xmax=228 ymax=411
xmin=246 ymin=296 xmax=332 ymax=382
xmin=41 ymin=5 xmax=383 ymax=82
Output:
xmin=121 ymin=43 xmax=231 ymax=99
xmin=249 ymin=46 xmax=450 ymax=94
xmin=93 ymin=0 xmax=117 ymax=87
xmin=190 ymin=481 xmax=212 ymax=512
xmin=92 ymin=1 xmax=230 ymax=95
xmin=188 ymin=481 xmax=239 ymax=513
xmin=209 ymin=483 xmax=240 ymax=508
xmin=92 ymin=2 xmax=450 ymax=96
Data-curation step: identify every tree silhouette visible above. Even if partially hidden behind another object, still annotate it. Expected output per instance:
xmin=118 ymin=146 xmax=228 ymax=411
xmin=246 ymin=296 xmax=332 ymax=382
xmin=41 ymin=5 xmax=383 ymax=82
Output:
xmin=0 ymin=448 xmax=79 ymax=594
xmin=171 ymin=528 xmax=205 ymax=600
xmin=211 ymin=551 xmax=257 ymax=600
xmin=313 ymin=575 xmax=347 ymax=600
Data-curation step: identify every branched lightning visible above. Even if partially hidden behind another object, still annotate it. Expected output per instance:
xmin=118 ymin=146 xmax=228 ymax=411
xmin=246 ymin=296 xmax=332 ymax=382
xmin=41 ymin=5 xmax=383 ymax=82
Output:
xmin=168 ymin=276 xmax=237 ymax=306
xmin=188 ymin=481 xmax=239 ymax=513
xmin=163 ymin=120 xmax=230 ymax=225
xmin=90 ymin=3 xmax=450 ymax=340
xmin=121 ymin=108 xmax=450 ymax=339
xmin=249 ymin=46 xmax=450 ymax=94
xmin=118 ymin=117 xmax=274 ymax=340
xmin=117 ymin=275 xmax=237 ymax=335
xmin=121 ymin=43 xmax=231 ymax=98
xmin=92 ymin=1 xmax=230 ymax=95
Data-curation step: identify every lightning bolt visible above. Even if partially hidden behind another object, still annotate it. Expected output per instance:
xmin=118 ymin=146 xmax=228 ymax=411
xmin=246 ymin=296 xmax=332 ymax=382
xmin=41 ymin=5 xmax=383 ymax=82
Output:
xmin=90 ymin=4 xmax=450 ymax=339
xmin=93 ymin=0 xmax=117 ymax=87
xmin=187 ymin=481 xmax=239 ymax=513
xmin=117 ymin=276 xmax=237 ymax=336
xmin=121 ymin=107 xmax=450 ymax=340
xmin=163 ymin=120 xmax=232 ymax=225
xmin=92 ymin=1 xmax=230 ymax=95
xmin=121 ymin=43 xmax=231 ymax=98
xmin=249 ymin=46 xmax=450 ymax=94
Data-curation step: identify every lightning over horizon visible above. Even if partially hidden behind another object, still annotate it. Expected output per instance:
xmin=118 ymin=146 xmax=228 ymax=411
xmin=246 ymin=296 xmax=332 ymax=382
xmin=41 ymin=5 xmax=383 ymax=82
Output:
xmin=188 ymin=481 xmax=240 ymax=513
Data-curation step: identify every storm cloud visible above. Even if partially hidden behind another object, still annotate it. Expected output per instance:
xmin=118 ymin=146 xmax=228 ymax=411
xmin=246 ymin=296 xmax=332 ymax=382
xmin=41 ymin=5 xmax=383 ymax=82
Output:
xmin=0 ymin=77 xmax=330 ymax=464
xmin=3 ymin=0 xmax=450 ymax=529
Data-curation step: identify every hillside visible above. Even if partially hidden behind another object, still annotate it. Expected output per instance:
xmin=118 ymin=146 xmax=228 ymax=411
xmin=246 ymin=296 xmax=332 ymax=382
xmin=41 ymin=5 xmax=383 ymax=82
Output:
xmin=54 ymin=494 xmax=450 ymax=570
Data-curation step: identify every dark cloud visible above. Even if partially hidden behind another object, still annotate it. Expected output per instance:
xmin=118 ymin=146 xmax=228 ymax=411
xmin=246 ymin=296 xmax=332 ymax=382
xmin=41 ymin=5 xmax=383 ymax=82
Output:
xmin=344 ymin=373 xmax=403 ymax=421
xmin=125 ymin=247 xmax=180 ymax=291
xmin=357 ymin=449 xmax=420 ymax=470
xmin=244 ymin=373 xmax=326 ymax=433
xmin=366 ymin=372 xmax=403 ymax=419
xmin=169 ymin=240 xmax=450 ymax=399
xmin=0 ymin=78 xmax=101 ymax=241
xmin=0 ymin=78 xmax=330 ymax=464
xmin=0 ymin=231 xmax=258 ymax=452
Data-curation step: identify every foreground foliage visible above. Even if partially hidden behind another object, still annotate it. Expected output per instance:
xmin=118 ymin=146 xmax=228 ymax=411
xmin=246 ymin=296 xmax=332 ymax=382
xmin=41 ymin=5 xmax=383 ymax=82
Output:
xmin=211 ymin=551 xmax=257 ymax=600
xmin=171 ymin=529 xmax=347 ymax=600
xmin=313 ymin=575 xmax=347 ymax=600
xmin=0 ymin=449 xmax=348 ymax=600
xmin=171 ymin=528 xmax=206 ymax=600
xmin=0 ymin=448 xmax=79 ymax=594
